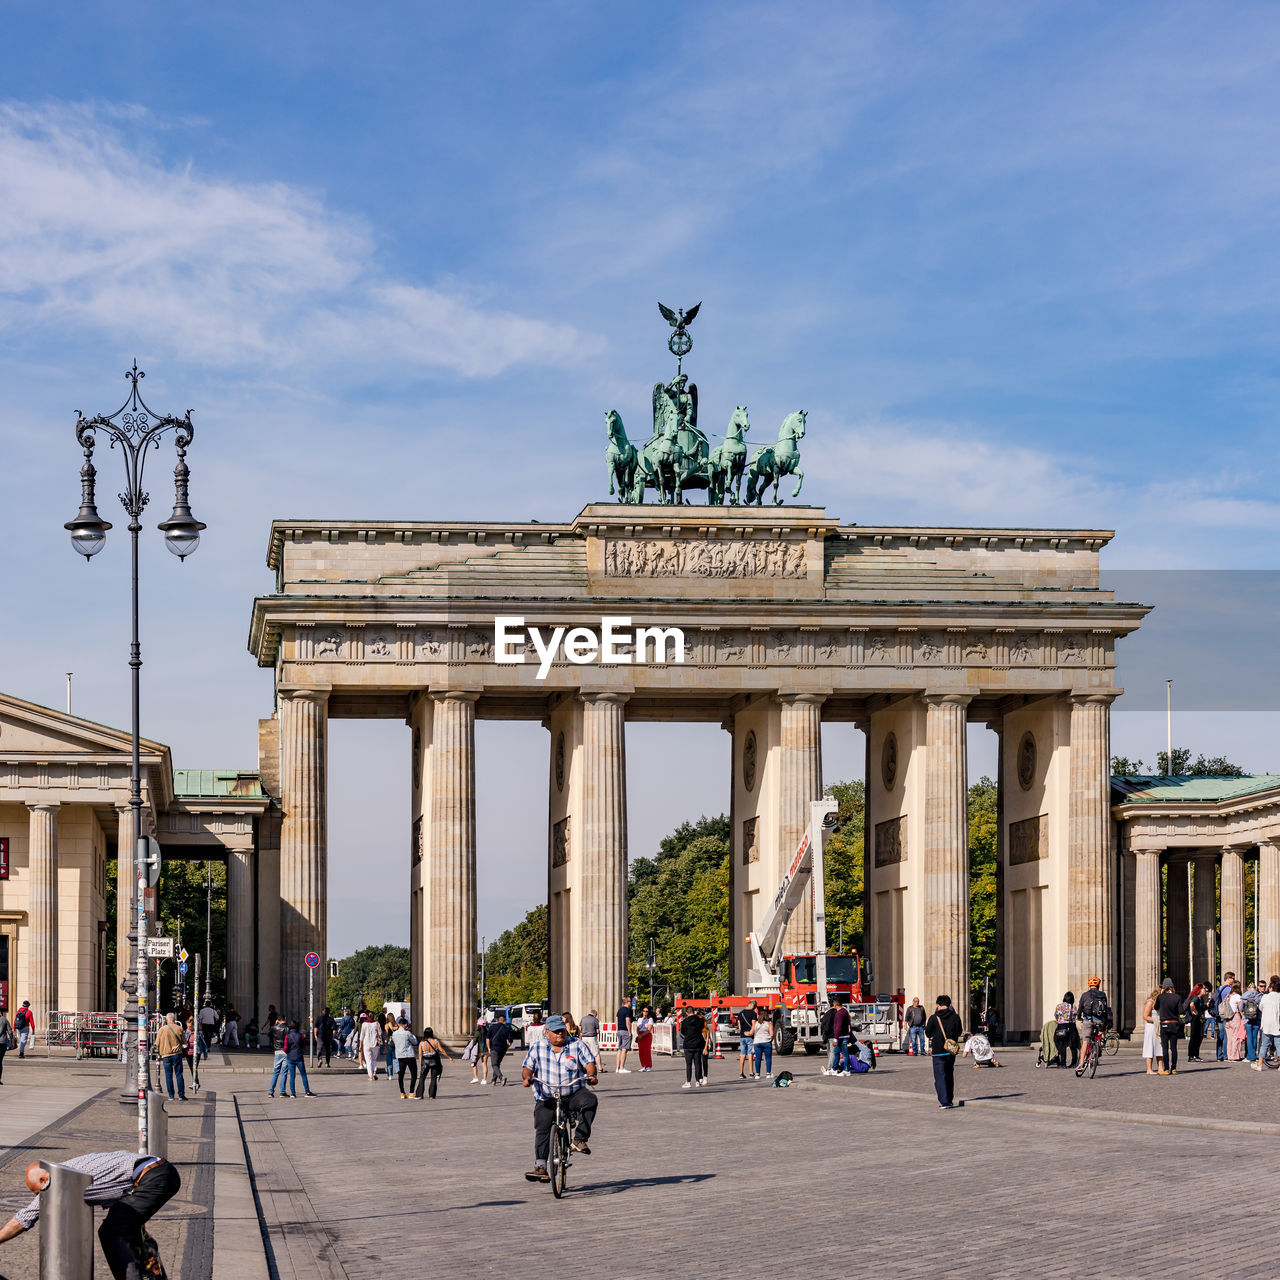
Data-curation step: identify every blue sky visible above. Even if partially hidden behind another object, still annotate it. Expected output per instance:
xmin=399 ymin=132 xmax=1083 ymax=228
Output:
xmin=3 ymin=3 xmax=1280 ymax=952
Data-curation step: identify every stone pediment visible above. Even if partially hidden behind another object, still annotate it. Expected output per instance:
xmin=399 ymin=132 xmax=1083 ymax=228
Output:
xmin=0 ymin=692 xmax=167 ymax=761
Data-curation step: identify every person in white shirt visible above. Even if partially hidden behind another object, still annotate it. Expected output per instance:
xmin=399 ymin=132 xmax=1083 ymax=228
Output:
xmin=358 ymin=1015 xmax=382 ymax=1081
xmin=1251 ymin=975 xmax=1280 ymax=1071
xmin=196 ymin=1003 xmax=220 ymax=1061
xmin=961 ymin=1032 xmax=1002 ymax=1068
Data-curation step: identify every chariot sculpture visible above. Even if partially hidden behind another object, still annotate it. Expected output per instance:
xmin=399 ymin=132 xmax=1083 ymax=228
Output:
xmin=603 ymin=303 xmax=809 ymax=505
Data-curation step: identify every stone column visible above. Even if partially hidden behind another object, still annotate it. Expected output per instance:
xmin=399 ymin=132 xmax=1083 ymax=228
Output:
xmin=1258 ymin=841 xmax=1280 ymax=981
xmin=115 ymin=803 xmax=141 ymax=1014
xmin=777 ymin=693 xmax=824 ymax=954
xmin=428 ymin=691 xmax=477 ymax=1042
xmin=226 ymin=849 xmax=255 ymax=1020
xmin=1191 ymin=856 xmax=1217 ymax=986
xmin=26 ymin=804 xmax=59 ymax=1021
xmin=1219 ymin=845 xmax=1247 ymax=981
xmin=1067 ymin=694 xmax=1116 ymax=997
xmin=579 ymin=693 xmax=628 ymax=1020
xmin=279 ymin=689 xmax=328 ymax=1021
xmin=1133 ymin=848 xmax=1162 ymax=1001
xmin=922 ymin=694 xmax=970 ymax=1004
xmin=1164 ymin=860 xmax=1190 ymax=993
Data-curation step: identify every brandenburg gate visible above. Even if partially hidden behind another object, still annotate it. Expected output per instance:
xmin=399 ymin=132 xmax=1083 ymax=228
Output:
xmin=247 ymin=505 xmax=1148 ymax=1040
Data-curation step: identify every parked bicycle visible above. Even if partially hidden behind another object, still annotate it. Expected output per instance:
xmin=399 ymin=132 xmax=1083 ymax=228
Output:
xmin=1102 ymin=1028 xmax=1121 ymax=1056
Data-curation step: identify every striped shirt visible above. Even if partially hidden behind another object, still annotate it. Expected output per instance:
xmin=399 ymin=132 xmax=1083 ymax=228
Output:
xmin=16 ymin=1151 xmax=160 ymax=1228
xmin=521 ymin=1038 xmax=595 ymax=1101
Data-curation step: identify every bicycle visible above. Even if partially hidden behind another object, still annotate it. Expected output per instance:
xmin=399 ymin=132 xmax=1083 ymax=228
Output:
xmin=1102 ymin=1028 xmax=1120 ymax=1057
xmin=544 ymin=1085 xmax=574 ymax=1198
xmin=1075 ymin=1025 xmax=1105 ymax=1078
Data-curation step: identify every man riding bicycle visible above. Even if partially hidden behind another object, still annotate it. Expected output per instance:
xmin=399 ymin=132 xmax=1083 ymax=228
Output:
xmin=521 ymin=1013 xmax=598 ymax=1183
xmin=1077 ymin=975 xmax=1112 ymax=1044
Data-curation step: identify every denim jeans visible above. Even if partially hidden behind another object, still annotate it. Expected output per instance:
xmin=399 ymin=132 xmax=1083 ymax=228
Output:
xmin=752 ymin=1041 xmax=773 ymax=1075
xmin=1216 ymin=1020 xmax=1227 ymax=1060
xmin=1246 ymin=1023 xmax=1260 ymax=1061
xmin=1258 ymin=1031 xmax=1280 ymax=1061
xmin=829 ymin=1035 xmax=847 ymax=1072
xmin=269 ymin=1050 xmax=288 ymax=1094
xmin=161 ymin=1053 xmax=186 ymax=1099
xmin=907 ymin=1026 xmax=927 ymax=1054
xmin=16 ymin=1028 xmax=29 ymax=1056
xmin=287 ymin=1058 xmax=311 ymax=1095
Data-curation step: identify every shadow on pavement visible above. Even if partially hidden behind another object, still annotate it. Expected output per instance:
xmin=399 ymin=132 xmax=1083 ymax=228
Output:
xmin=573 ymin=1172 xmax=715 ymax=1197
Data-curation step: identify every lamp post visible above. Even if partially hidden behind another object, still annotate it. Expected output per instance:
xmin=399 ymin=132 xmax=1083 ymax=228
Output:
xmin=66 ymin=361 xmax=204 ymax=1152
xmin=204 ymin=860 xmax=213 ymax=1004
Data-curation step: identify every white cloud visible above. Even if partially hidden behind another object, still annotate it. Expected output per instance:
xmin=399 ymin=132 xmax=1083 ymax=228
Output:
xmin=0 ymin=102 xmax=598 ymax=377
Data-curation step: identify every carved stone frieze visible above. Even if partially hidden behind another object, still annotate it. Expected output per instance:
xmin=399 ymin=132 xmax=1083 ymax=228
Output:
xmin=1009 ymin=813 xmax=1048 ymax=865
xmin=604 ymin=538 xmax=806 ymax=579
xmin=874 ymin=815 xmax=905 ymax=866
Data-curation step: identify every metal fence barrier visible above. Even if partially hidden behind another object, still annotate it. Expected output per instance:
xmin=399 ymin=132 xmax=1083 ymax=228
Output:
xmin=37 ymin=1159 xmax=94 ymax=1280
xmin=44 ymin=1012 xmax=124 ymax=1059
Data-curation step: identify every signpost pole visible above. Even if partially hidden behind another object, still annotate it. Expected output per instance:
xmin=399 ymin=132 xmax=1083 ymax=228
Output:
xmin=309 ymin=966 xmax=315 ymax=1066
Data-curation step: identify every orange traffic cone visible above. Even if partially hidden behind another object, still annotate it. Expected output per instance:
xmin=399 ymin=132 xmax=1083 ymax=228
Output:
xmin=714 ymin=1039 xmax=723 ymax=1058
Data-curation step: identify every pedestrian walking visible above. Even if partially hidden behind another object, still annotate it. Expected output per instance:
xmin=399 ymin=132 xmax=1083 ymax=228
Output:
xmin=636 ymin=1005 xmax=655 ymax=1071
xmin=196 ymin=1000 xmax=219 ymax=1062
xmin=223 ymin=1008 xmax=240 ymax=1048
xmin=358 ymin=1013 xmax=382 ymax=1081
xmin=383 ymin=1010 xmax=399 ymax=1082
xmin=579 ymin=1008 xmax=602 ymax=1070
xmin=13 ymin=1001 xmax=33 ymax=1057
xmin=1185 ymin=983 xmax=1208 ymax=1060
xmin=1053 ymin=992 xmax=1078 ymax=1069
xmin=0 ymin=1150 xmax=182 ymax=1278
xmin=736 ymin=1004 xmax=756 ymax=1078
xmin=285 ymin=1020 xmax=315 ymax=1097
xmin=466 ymin=1017 xmax=489 ymax=1084
xmin=1140 ymin=988 xmax=1162 ymax=1074
xmin=924 ymin=995 xmax=963 ymax=1109
xmin=267 ymin=1013 xmax=290 ymax=1097
xmin=751 ymin=1007 xmax=773 ymax=1079
xmin=155 ymin=1013 xmax=188 ymax=1101
xmin=1251 ymin=975 xmax=1280 ymax=1070
xmin=904 ymin=997 xmax=928 ymax=1055
xmin=315 ymin=1006 xmax=337 ymax=1067
xmin=679 ymin=1007 xmax=707 ymax=1088
xmin=615 ymin=995 xmax=635 ymax=1073
xmin=1154 ymin=977 xmax=1183 ymax=1074
xmin=337 ymin=1007 xmax=355 ymax=1058
xmin=414 ymin=1025 xmax=453 ymax=1098
xmin=391 ymin=1017 xmax=418 ymax=1096
xmin=0 ymin=1007 xmax=11 ymax=1083
xmin=1242 ymin=981 xmax=1263 ymax=1062
xmin=488 ymin=1011 xmax=512 ymax=1086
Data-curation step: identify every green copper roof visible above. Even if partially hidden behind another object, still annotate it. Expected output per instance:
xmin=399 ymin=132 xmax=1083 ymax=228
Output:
xmin=172 ymin=769 xmax=269 ymax=799
xmin=1112 ymin=775 xmax=1280 ymax=805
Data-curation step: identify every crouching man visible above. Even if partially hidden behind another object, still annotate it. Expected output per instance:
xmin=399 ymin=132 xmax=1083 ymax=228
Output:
xmin=0 ymin=1150 xmax=181 ymax=1279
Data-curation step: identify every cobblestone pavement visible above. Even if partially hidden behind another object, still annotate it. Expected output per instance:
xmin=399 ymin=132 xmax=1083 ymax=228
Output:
xmin=0 ymin=1060 xmax=216 ymax=1280
xmin=234 ymin=1047 xmax=1280 ymax=1280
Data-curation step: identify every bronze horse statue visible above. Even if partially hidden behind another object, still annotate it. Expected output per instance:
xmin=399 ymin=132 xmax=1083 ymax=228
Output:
xmin=745 ymin=410 xmax=806 ymax=505
xmin=708 ymin=406 xmax=750 ymax=504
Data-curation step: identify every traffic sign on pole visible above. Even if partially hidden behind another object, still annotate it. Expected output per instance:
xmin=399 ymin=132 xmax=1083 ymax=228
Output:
xmin=179 ymin=948 xmax=189 ymax=963
xmin=304 ymin=952 xmax=321 ymax=969
xmin=145 ymin=937 xmax=175 ymax=959
xmin=178 ymin=961 xmax=188 ymax=976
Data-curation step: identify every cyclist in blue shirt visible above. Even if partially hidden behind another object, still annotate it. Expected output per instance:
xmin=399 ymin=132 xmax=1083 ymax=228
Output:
xmin=520 ymin=1014 xmax=598 ymax=1183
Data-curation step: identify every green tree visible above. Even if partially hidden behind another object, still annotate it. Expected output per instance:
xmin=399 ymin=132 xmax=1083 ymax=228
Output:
xmin=823 ymin=779 xmax=864 ymax=953
xmin=1112 ymin=748 xmax=1247 ymax=777
xmin=327 ymin=944 xmax=411 ymax=1014
xmin=968 ymin=778 xmax=998 ymax=1003
xmin=480 ymin=903 xmax=548 ymax=1005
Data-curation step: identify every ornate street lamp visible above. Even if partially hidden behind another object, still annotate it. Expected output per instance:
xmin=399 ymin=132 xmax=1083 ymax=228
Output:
xmin=66 ymin=361 xmax=204 ymax=1150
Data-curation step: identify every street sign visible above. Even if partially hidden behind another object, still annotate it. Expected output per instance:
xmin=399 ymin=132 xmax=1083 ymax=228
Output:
xmin=304 ymin=952 xmax=321 ymax=969
xmin=145 ymin=937 xmax=176 ymax=959
xmin=179 ymin=948 xmax=189 ymax=963
xmin=178 ymin=961 xmax=188 ymax=975
xmin=143 ymin=836 xmax=162 ymax=890
xmin=0 ymin=836 xmax=8 ymax=880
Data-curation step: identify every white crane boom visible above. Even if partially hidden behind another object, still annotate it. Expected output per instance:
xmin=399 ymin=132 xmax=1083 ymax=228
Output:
xmin=746 ymin=797 xmax=838 ymax=993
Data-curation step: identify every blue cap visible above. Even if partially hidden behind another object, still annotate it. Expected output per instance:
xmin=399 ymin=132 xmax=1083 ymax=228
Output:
xmin=545 ymin=1014 xmax=566 ymax=1031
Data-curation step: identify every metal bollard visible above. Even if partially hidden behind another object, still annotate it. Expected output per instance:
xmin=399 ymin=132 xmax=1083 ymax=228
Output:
xmin=37 ymin=1160 xmax=94 ymax=1280
xmin=147 ymin=1091 xmax=168 ymax=1159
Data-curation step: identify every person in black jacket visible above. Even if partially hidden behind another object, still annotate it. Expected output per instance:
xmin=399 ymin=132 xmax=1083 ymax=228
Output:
xmin=314 ymin=1007 xmax=337 ymax=1068
xmin=1153 ymin=978 xmax=1184 ymax=1074
xmin=923 ymin=995 xmax=963 ymax=1109
xmin=488 ymin=1012 xmax=513 ymax=1087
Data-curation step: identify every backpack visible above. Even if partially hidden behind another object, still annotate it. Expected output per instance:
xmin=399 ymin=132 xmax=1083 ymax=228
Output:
xmin=1243 ymin=995 xmax=1262 ymax=1022
xmin=14 ymin=1008 xmax=30 ymax=1030
xmin=1218 ymin=998 xmax=1236 ymax=1022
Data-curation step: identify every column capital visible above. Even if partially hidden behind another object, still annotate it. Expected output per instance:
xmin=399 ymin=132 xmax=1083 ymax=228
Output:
xmin=1068 ymin=691 xmax=1118 ymax=707
xmin=26 ymin=802 xmax=60 ymax=816
xmin=579 ymin=691 xmax=629 ymax=706
xmin=280 ymin=687 xmax=329 ymax=704
xmin=1220 ymin=842 xmax=1252 ymax=855
xmin=429 ymin=689 xmax=480 ymax=704
xmin=775 ymin=691 xmax=826 ymax=707
xmin=921 ymin=692 xmax=973 ymax=708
